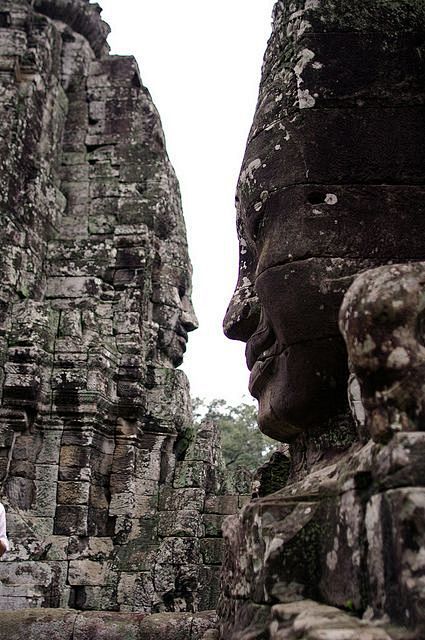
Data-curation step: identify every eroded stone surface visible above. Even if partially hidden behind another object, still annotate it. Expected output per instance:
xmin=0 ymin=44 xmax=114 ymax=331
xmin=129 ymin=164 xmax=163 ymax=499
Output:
xmin=220 ymin=0 xmax=425 ymax=638
xmin=219 ymin=435 xmax=425 ymax=638
xmin=0 ymin=608 xmax=218 ymax=640
xmin=270 ymin=600 xmax=401 ymax=640
xmin=340 ymin=262 xmax=425 ymax=443
xmin=0 ymin=0 xmax=244 ymax=615
xmin=223 ymin=0 xmax=425 ymax=444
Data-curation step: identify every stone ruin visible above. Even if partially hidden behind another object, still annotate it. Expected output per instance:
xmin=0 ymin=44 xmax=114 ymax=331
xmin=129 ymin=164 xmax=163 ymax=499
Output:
xmin=0 ymin=0 xmax=424 ymax=639
xmin=221 ymin=0 xmax=425 ymax=638
xmin=0 ymin=0 xmax=248 ymax=628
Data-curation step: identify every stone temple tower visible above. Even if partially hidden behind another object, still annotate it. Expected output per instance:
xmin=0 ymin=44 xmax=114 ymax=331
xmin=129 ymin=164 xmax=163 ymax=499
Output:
xmin=0 ymin=0 xmax=233 ymax=614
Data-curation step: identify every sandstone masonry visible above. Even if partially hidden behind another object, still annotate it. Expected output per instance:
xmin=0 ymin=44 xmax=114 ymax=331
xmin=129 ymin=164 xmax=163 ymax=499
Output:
xmin=0 ymin=0 xmax=243 ymax=615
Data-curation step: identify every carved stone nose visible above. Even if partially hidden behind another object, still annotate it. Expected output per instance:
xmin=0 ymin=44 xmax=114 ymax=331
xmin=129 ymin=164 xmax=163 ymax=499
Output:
xmin=181 ymin=297 xmax=199 ymax=333
xmin=223 ymin=284 xmax=261 ymax=343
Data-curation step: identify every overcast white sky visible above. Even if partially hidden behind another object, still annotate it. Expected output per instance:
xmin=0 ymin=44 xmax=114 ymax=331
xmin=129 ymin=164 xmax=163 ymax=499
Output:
xmin=98 ymin=1 xmax=275 ymax=405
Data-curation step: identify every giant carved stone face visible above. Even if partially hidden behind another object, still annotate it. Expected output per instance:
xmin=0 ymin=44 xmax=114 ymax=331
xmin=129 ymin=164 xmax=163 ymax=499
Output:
xmin=223 ymin=1 xmax=425 ymax=442
xmin=223 ymin=190 xmax=354 ymax=443
xmin=155 ymin=275 xmax=198 ymax=368
xmin=153 ymin=238 xmax=198 ymax=368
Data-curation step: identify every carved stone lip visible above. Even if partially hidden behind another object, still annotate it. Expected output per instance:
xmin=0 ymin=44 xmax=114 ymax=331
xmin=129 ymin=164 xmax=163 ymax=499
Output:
xmin=175 ymin=326 xmax=189 ymax=360
xmin=245 ymin=322 xmax=276 ymax=371
xmin=176 ymin=325 xmax=188 ymax=342
xmin=177 ymin=335 xmax=188 ymax=353
xmin=248 ymin=355 xmax=275 ymax=398
xmin=247 ymin=335 xmax=283 ymax=398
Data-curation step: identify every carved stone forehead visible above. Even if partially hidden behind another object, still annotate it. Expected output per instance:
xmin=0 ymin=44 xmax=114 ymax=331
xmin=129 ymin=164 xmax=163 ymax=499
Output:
xmin=237 ymin=0 xmax=425 ymax=278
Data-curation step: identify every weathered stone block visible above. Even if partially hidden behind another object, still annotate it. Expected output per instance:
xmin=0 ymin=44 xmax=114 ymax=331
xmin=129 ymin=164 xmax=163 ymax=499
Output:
xmin=317 ymin=491 xmax=366 ymax=612
xmin=57 ymin=481 xmax=90 ymax=505
xmin=198 ymin=565 xmax=221 ymax=611
xmin=200 ymin=538 xmax=224 ymax=565
xmin=203 ymin=513 xmax=225 ymax=537
xmin=219 ymin=598 xmax=273 ymax=640
xmin=46 ymin=276 xmax=104 ymax=299
xmin=158 ymin=487 xmax=206 ymax=512
xmin=373 ymin=433 xmax=425 ymax=491
xmin=54 ymin=505 xmax=88 ymax=536
xmin=5 ymin=476 xmax=35 ymax=510
xmin=222 ymin=497 xmax=324 ymax=605
xmin=108 ymin=491 xmax=134 ymax=516
xmin=269 ymin=600 xmax=394 ymax=640
xmin=43 ymin=536 xmax=69 ymax=562
xmin=73 ymin=611 xmax=144 ymax=640
xmin=33 ymin=464 xmax=59 ymax=516
xmin=0 ymin=561 xmax=62 ymax=588
xmin=238 ymin=495 xmax=251 ymax=509
xmin=0 ymin=560 xmax=68 ymax=609
xmin=156 ymin=537 xmax=201 ymax=566
xmin=69 ymin=585 xmax=117 ymax=612
xmin=366 ymin=488 xmax=425 ymax=628
xmin=205 ymin=495 xmax=239 ymax=515
xmin=138 ymin=611 xmax=218 ymax=640
xmin=174 ymin=460 xmax=207 ymax=489
xmin=0 ymin=609 xmax=78 ymax=640
xmin=58 ymin=465 xmax=92 ymax=483
xmin=68 ymin=560 xmax=109 ymax=587
xmin=158 ymin=510 xmax=203 ymax=538
xmin=89 ymin=484 xmax=109 ymax=510
xmin=59 ymin=445 xmax=91 ymax=469
xmin=34 ymin=429 xmax=62 ymax=465
xmin=116 ymin=572 xmax=139 ymax=609
xmin=113 ymin=542 xmax=158 ymax=573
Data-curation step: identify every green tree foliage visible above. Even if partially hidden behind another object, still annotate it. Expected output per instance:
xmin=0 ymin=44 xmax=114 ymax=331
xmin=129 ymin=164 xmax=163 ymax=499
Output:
xmin=192 ymin=397 xmax=278 ymax=471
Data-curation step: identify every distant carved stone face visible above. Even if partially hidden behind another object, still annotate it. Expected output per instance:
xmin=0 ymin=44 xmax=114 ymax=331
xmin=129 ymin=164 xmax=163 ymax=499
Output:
xmin=153 ymin=243 xmax=198 ymax=368
xmin=156 ymin=284 xmax=198 ymax=367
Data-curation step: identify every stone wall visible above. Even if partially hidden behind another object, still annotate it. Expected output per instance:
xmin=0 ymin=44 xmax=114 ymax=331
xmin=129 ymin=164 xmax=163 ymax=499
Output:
xmin=0 ymin=0 xmax=242 ymax=615
xmin=0 ymin=608 xmax=219 ymax=640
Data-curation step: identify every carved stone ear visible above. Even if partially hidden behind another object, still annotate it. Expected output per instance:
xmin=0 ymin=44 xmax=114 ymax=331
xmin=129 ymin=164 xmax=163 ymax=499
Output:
xmin=339 ymin=262 xmax=425 ymax=443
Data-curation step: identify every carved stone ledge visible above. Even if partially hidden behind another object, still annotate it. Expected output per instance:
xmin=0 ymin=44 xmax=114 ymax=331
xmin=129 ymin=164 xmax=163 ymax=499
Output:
xmin=0 ymin=609 xmax=218 ymax=640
